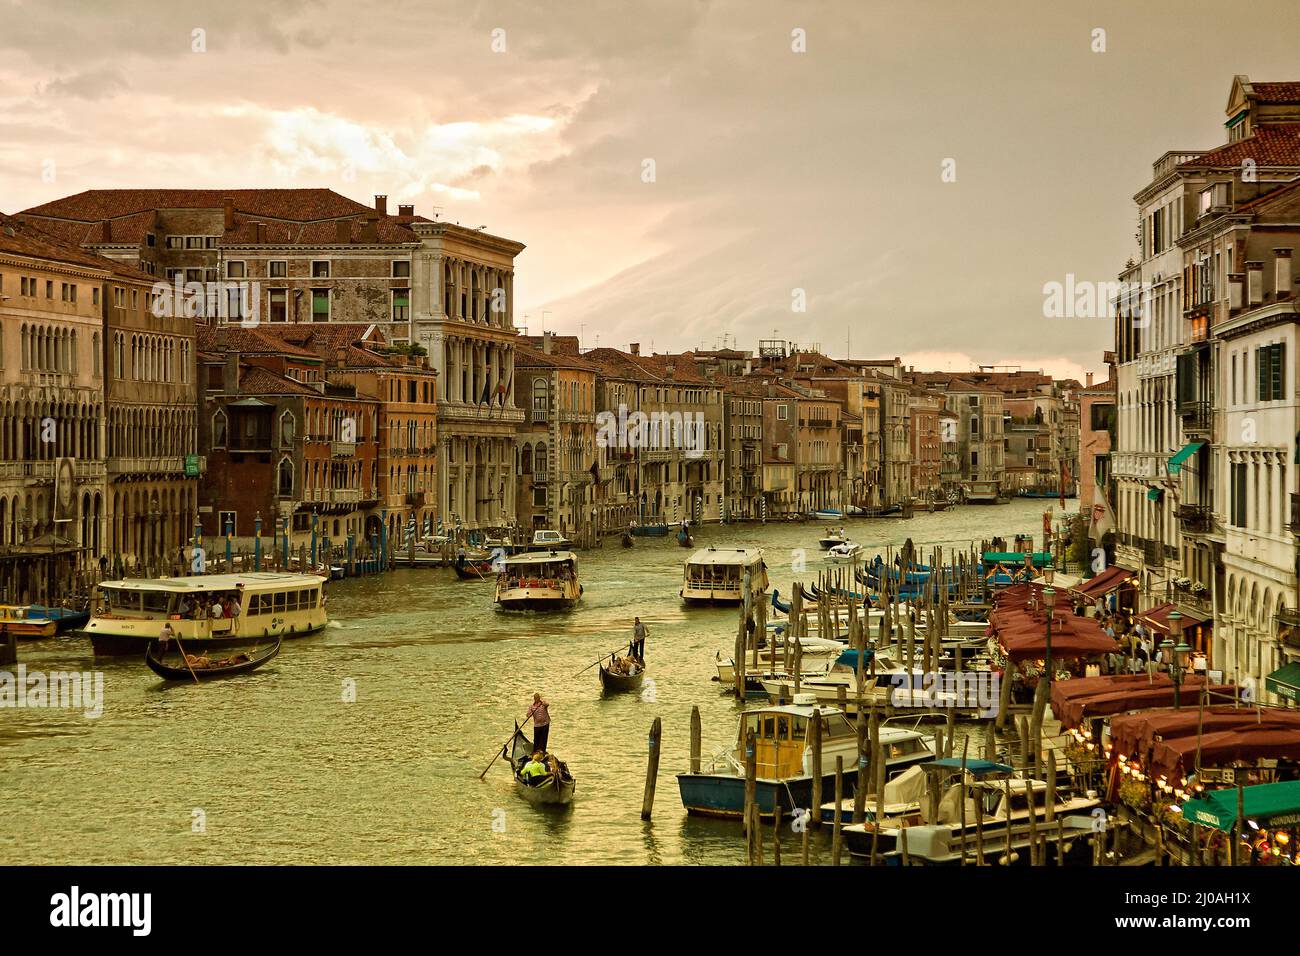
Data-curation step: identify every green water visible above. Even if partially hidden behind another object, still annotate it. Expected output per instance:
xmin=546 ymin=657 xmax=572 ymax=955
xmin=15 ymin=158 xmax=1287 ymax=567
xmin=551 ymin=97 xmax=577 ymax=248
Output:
xmin=2 ymin=499 xmax=1058 ymax=865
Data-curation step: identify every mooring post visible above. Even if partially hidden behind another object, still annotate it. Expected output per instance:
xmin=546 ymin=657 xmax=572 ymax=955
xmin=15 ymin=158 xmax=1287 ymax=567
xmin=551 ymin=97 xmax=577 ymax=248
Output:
xmin=641 ymin=716 xmax=661 ymax=820
xmin=689 ymin=706 xmax=701 ymax=775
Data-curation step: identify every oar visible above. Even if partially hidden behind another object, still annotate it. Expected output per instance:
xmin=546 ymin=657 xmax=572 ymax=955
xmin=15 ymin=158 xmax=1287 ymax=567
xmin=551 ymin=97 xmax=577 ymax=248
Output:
xmin=479 ymin=715 xmax=534 ymax=779
xmin=168 ymin=633 xmax=201 ymax=684
xmin=571 ymin=645 xmax=631 ymax=678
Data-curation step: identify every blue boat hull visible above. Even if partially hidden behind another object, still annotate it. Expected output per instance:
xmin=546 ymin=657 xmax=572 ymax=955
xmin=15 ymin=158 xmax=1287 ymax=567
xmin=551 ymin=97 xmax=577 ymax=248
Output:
xmin=677 ymin=771 xmax=853 ymax=819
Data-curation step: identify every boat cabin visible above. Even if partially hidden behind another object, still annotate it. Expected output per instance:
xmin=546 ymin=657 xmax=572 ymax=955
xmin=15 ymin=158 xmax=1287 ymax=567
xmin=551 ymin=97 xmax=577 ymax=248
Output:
xmin=735 ymin=704 xmax=855 ymax=779
xmin=531 ymin=529 xmax=570 ymax=548
xmin=495 ymin=551 xmax=582 ymax=609
xmin=682 ymin=548 xmax=769 ymax=604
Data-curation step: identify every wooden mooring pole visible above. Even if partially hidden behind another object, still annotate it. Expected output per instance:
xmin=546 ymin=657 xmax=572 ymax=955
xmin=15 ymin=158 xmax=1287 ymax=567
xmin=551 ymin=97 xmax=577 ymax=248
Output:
xmin=640 ymin=716 xmax=661 ymax=820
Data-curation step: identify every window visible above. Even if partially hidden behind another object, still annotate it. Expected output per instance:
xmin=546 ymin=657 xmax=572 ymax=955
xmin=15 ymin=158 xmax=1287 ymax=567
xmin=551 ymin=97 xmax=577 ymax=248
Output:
xmin=185 ymin=236 xmax=204 ymax=249
xmin=1230 ymin=462 xmax=1248 ymax=527
xmin=776 ymin=404 xmax=788 ymax=421
xmin=269 ymin=260 xmax=287 ymax=278
xmin=269 ymin=289 xmax=288 ymax=323
xmin=165 ymin=236 xmax=183 ymax=249
xmin=277 ymin=457 xmax=294 ymax=497
xmin=1257 ymin=343 xmax=1285 ymax=401
xmin=311 ymin=289 xmax=330 ymax=322
xmin=212 ymin=409 xmax=228 ymax=448
xmin=280 ymin=410 xmax=296 ymax=448
xmin=273 ymin=591 xmax=286 ymax=613
xmin=392 ymin=260 xmax=411 ymax=278
xmin=227 ymin=261 xmax=246 ymax=279
xmin=392 ymin=289 xmax=410 ymax=322
xmin=311 ymin=260 xmax=331 ymax=278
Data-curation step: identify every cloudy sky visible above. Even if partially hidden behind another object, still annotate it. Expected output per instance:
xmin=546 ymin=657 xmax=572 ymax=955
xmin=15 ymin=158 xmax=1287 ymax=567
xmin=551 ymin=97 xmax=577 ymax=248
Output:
xmin=3 ymin=0 xmax=1299 ymax=380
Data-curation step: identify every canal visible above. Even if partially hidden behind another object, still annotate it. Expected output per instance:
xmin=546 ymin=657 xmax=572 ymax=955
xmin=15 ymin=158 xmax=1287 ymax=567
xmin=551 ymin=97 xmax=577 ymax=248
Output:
xmin=2 ymin=499 xmax=1061 ymax=865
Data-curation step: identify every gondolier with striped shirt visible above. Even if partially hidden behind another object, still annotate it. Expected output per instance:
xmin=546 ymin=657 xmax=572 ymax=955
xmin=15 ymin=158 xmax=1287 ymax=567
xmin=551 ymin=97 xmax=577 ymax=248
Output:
xmin=526 ymin=693 xmax=551 ymax=754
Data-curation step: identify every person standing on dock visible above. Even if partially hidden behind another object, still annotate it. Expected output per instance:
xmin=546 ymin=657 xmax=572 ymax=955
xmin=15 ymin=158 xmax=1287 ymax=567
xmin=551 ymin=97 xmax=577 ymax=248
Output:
xmin=631 ymin=617 xmax=648 ymax=660
xmin=526 ymin=693 xmax=551 ymax=754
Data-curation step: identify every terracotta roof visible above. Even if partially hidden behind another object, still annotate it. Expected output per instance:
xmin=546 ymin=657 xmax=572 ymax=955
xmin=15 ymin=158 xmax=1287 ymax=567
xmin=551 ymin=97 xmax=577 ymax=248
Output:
xmin=514 ymin=343 xmax=600 ymax=372
xmin=236 ymin=365 xmax=321 ymax=396
xmin=1252 ymin=82 xmax=1300 ymax=105
xmin=582 ymin=348 xmax=664 ymax=383
xmin=519 ymin=334 xmax=582 ymax=356
xmin=23 ymin=188 xmax=375 ymax=222
xmin=195 ymin=325 xmax=321 ymax=359
xmin=1178 ymin=125 xmax=1300 ymax=169
xmin=0 ymin=212 xmax=153 ymax=282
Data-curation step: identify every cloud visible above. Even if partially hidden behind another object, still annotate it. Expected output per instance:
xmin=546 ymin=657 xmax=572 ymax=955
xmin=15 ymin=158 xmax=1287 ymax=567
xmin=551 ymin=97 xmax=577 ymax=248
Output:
xmin=36 ymin=68 xmax=129 ymax=101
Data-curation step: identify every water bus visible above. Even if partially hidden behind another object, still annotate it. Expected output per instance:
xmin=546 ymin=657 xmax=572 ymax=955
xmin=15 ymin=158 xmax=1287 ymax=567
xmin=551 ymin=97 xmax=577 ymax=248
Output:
xmin=494 ymin=551 xmax=583 ymax=611
xmin=681 ymin=548 xmax=768 ymax=605
xmin=84 ymin=572 xmax=328 ymax=656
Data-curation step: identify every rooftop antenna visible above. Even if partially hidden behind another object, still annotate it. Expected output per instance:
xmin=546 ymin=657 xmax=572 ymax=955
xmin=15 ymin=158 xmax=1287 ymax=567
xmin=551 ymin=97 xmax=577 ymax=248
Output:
xmin=579 ymin=323 xmax=586 ymax=349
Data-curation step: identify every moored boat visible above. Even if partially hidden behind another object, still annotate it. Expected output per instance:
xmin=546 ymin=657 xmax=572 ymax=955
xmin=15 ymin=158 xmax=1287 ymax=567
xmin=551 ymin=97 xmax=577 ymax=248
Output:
xmin=0 ymin=604 xmax=89 ymax=638
xmin=145 ymin=637 xmax=281 ymax=681
xmin=84 ymin=572 xmax=328 ymax=656
xmin=681 ymin=548 xmax=768 ymax=605
xmin=506 ymin=724 xmax=576 ymax=807
xmin=530 ymin=529 xmax=572 ymax=551
xmin=677 ymin=699 xmax=934 ymax=819
xmin=494 ymin=551 xmax=583 ymax=611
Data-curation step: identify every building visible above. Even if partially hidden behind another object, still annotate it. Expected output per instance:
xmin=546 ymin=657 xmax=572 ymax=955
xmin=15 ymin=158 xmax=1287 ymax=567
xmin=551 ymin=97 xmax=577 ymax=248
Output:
xmin=1078 ymin=372 xmax=1116 ymax=515
xmin=196 ymin=326 xmax=381 ymax=555
xmin=514 ymin=335 xmax=600 ymax=534
xmin=0 ymin=215 xmax=110 ymax=601
xmin=908 ymin=387 xmax=944 ymax=500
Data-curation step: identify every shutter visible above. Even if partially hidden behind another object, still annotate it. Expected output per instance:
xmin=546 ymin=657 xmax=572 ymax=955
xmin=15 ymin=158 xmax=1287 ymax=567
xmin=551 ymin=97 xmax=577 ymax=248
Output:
xmin=1258 ymin=347 xmax=1268 ymax=401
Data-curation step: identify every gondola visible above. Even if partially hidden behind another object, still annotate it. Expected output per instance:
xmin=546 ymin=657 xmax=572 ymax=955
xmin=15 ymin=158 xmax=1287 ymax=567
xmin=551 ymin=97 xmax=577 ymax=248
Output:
xmin=599 ymin=654 xmax=645 ymax=693
xmin=145 ymin=638 xmax=281 ymax=681
xmin=621 ymin=532 xmax=634 ymax=548
xmin=453 ymin=558 xmax=495 ymax=580
xmin=677 ymin=528 xmax=694 ymax=548
xmin=506 ymin=723 xmax=576 ymax=806
xmin=771 ymin=589 xmax=792 ymax=615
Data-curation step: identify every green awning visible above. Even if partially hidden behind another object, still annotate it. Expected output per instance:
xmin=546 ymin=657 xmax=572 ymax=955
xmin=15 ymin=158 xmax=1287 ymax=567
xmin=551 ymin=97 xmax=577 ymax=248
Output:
xmin=1146 ymin=487 xmax=1162 ymax=501
xmin=983 ymin=551 xmax=1052 ymax=567
xmin=1167 ymin=442 xmax=1204 ymax=475
xmin=1181 ymin=780 xmax=1300 ymax=832
xmin=1265 ymin=661 xmax=1300 ymax=703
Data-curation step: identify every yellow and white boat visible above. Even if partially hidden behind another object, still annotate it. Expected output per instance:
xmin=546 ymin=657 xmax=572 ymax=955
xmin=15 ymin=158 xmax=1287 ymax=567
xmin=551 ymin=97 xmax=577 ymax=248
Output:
xmin=494 ymin=551 xmax=582 ymax=611
xmin=84 ymin=572 xmax=328 ymax=656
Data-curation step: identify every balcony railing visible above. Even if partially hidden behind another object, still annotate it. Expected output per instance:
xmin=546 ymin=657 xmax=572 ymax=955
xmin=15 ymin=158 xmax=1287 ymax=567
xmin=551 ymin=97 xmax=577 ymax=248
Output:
xmin=1179 ymin=400 xmax=1211 ymax=431
xmin=438 ymin=401 xmax=525 ymax=424
xmin=1176 ymin=503 xmax=1212 ymax=534
xmin=531 ymin=409 xmax=549 ymax=423
xmin=331 ymin=441 xmax=356 ymax=458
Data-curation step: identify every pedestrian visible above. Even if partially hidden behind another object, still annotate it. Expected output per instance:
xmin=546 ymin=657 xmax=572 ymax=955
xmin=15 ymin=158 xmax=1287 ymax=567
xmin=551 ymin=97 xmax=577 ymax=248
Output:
xmin=526 ymin=692 xmax=551 ymax=754
xmin=631 ymin=616 xmax=648 ymax=660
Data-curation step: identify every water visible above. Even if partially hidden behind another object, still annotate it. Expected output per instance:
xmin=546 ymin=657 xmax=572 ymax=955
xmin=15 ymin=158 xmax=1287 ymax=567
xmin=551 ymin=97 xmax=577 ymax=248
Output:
xmin=1 ymin=499 xmax=1057 ymax=865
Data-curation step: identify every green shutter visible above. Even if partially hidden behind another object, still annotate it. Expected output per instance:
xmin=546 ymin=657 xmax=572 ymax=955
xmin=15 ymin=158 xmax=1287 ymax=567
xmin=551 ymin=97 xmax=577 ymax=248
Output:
xmin=313 ymin=292 xmax=329 ymax=315
xmin=1258 ymin=346 xmax=1268 ymax=401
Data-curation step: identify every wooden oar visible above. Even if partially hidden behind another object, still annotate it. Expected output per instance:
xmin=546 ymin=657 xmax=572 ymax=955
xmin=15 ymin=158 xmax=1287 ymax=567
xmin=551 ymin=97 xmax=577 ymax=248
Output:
xmin=571 ymin=645 xmax=632 ymax=678
xmin=479 ymin=715 xmax=534 ymax=779
xmin=167 ymin=633 xmax=201 ymax=684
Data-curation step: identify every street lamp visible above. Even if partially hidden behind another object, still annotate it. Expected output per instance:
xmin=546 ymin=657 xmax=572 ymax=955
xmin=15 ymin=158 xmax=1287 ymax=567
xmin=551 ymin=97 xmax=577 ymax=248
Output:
xmin=1043 ymin=585 xmax=1057 ymax=682
xmin=1164 ymin=610 xmax=1192 ymax=709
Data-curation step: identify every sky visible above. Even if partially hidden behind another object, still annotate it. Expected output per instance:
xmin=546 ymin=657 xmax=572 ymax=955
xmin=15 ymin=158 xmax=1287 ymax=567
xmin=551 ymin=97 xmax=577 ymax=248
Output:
xmin=3 ymin=0 xmax=1299 ymax=382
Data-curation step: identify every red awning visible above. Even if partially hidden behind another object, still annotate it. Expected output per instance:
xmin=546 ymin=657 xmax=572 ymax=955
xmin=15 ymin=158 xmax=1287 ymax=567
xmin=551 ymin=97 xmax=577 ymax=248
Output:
xmin=991 ymin=608 xmax=1117 ymax=663
xmin=1071 ymin=565 xmax=1134 ymax=599
xmin=1109 ymin=706 xmax=1300 ymax=781
xmin=1050 ymin=673 xmax=1236 ymax=728
xmin=1138 ymin=602 xmax=1211 ymax=633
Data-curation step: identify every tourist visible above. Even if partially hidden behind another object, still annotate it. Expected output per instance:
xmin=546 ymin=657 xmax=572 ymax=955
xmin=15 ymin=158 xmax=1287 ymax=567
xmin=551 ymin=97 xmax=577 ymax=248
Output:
xmin=526 ymin=693 xmax=551 ymax=753
xmin=521 ymin=752 xmax=548 ymax=785
xmin=631 ymin=616 xmax=648 ymax=659
xmin=209 ymin=600 xmax=225 ymax=620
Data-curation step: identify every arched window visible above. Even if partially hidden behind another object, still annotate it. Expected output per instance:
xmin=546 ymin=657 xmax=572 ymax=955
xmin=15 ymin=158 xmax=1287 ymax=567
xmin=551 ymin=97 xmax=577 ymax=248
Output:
xmin=211 ymin=409 xmax=228 ymax=449
xmin=279 ymin=410 xmax=296 ymax=449
xmin=277 ymin=457 xmax=294 ymax=497
xmin=534 ymin=441 xmax=547 ymax=474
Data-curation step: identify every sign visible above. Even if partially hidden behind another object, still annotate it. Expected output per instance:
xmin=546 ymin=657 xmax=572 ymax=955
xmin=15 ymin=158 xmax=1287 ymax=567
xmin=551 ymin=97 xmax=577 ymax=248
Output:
xmin=185 ymin=454 xmax=201 ymax=477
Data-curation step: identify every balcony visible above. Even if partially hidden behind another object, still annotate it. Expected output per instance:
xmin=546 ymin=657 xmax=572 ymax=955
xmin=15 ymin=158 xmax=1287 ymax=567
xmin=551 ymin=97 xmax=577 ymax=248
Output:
xmin=331 ymin=441 xmax=356 ymax=458
xmin=531 ymin=472 xmax=549 ymax=484
xmin=1142 ymin=539 xmax=1164 ymax=568
xmin=0 ymin=459 xmax=108 ymax=481
xmin=405 ymin=492 xmax=425 ymax=507
xmin=1179 ymin=400 xmax=1211 ymax=433
xmin=437 ymin=401 xmax=525 ymax=424
xmin=531 ymin=409 xmax=549 ymax=423
xmin=1176 ymin=503 xmax=1212 ymax=534
xmin=330 ymin=488 xmax=361 ymax=504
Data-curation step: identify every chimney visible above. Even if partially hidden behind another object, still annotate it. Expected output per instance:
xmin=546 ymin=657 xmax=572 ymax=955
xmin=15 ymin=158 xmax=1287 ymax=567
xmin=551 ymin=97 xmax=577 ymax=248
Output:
xmin=398 ymin=204 xmax=414 ymax=217
xmin=100 ymin=219 xmax=112 ymax=242
xmin=744 ymin=359 xmax=752 ymax=375
xmin=335 ymin=348 xmax=347 ymax=368
xmin=1247 ymin=261 xmax=1264 ymax=306
xmin=1086 ymin=371 xmax=1094 ymax=388
xmin=542 ymin=330 xmax=553 ymax=355
xmin=374 ymin=195 xmax=387 ymax=216
xmin=1275 ymin=248 xmax=1293 ymax=299
xmin=248 ymin=221 xmax=264 ymax=243
xmin=223 ymin=197 xmax=235 ymax=231
xmin=360 ymin=213 xmax=378 ymax=243
xmin=223 ymin=352 xmax=240 ymax=395
xmin=629 ymin=342 xmax=640 ymax=356
xmin=336 ymin=219 xmax=351 ymax=243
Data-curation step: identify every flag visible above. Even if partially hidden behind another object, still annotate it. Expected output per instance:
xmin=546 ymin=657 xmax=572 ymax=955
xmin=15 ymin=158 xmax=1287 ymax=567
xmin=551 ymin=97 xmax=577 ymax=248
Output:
xmin=479 ymin=377 xmax=492 ymax=405
xmin=1088 ymin=485 xmax=1115 ymax=542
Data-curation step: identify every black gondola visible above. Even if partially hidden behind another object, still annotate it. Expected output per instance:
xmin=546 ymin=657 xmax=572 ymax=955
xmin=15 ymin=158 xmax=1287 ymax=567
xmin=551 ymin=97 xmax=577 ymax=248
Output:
xmin=621 ymin=532 xmax=634 ymax=548
xmin=145 ymin=638 xmax=281 ymax=681
xmin=453 ymin=559 xmax=495 ymax=580
xmin=598 ymin=654 xmax=645 ymax=693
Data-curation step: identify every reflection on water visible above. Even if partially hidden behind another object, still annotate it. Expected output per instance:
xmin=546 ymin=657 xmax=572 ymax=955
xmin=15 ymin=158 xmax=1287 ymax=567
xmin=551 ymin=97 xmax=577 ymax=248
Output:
xmin=0 ymin=500 xmax=1058 ymax=864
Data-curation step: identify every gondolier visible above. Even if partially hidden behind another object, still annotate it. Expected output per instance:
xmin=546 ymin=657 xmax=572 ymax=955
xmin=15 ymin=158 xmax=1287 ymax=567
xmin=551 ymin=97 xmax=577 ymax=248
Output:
xmin=526 ymin=693 xmax=551 ymax=753
xmin=631 ymin=617 xmax=648 ymax=659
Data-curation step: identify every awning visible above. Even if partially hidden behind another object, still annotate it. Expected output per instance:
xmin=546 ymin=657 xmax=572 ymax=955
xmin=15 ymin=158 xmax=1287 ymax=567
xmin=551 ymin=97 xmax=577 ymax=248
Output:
xmin=1168 ymin=442 xmax=1205 ymax=475
xmin=1266 ymin=662 xmax=1300 ymax=704
xmin=1139 ymin=602 xmax=1211 ymax=632
xmin=1072 ymin=564 xmax=1134 ymax=599
xmin=1146 ymin=487 xmax=1163 ymax=501
xmin=1181 ymin=780 xmax=1300 ymax=832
